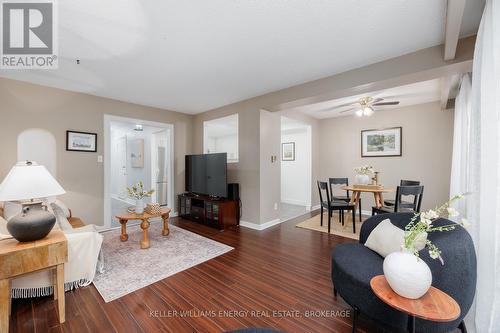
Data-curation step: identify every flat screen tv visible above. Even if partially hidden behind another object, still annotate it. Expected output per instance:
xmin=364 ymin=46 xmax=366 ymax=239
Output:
xmin=185 ymin=153 xmax=227 ymax=197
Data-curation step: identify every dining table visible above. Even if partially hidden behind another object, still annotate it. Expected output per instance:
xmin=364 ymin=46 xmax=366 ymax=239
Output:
xmin=341 ymin=185 xmax=395 ymax=210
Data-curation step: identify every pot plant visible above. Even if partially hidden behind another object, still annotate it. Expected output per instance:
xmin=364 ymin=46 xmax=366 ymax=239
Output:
xmin=383 ymin=194 xmax=469 ymax=299
xmin=127 ymin=181 xmax=155 ymax=214
xmin=354 ymin=165 xmax=374 ymax=184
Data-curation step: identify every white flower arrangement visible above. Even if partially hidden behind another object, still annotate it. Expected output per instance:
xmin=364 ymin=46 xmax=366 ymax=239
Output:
xmin=126 ymin=181 xmax=155 ymax=200
xmin=354 ymin=165 xmax=374 ymax=175
xmin=404 ymin=194 xmax=469 ymax=264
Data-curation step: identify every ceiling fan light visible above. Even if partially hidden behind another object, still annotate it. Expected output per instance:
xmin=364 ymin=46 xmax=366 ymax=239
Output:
xmin=363 ymin=106 xmax=374 ymax=116
xmin=355 ymin=109 xmax=363 ymax=117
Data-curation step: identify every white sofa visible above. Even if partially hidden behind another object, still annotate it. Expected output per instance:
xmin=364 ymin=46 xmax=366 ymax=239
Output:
xmin=0 ymin=203 xmax=103 ymax=298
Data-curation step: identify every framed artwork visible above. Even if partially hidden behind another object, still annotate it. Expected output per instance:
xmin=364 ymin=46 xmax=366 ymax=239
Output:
xmin=130 ymin=138 xmax=144 ymax=168
xmin=361 ymin=127 xmax=402 ymax=157
xmin=66 ymin=131 xmax=97 ymax=152
xmin=282 ymin=142 xmax=295 ymax=161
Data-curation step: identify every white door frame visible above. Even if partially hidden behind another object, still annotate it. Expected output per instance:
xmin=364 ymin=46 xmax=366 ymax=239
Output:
xmin=103 ymin=114 xmax=175 ymax=230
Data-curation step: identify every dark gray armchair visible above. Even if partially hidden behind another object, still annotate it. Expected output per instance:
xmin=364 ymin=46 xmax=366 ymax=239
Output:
xmin=331 ymin=213 xmax=477 ymax=333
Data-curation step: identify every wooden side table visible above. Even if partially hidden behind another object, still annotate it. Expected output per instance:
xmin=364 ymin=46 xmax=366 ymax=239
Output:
xmin=370 ymin=275 xmax=460 ymax=333
xmin=0 ymin=231 xmax=68 ymax=333
xmin=116 ymin=208 xmax=171 ymax=249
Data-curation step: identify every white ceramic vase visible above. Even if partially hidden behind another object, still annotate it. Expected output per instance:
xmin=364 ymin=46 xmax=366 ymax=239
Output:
xmin=355 ymin=174 xmax=371 ymax=185
xmin=383 ymin=251 xmax=432 ymax=299
xmin=135 ymin=198 xmax=144 ymax=214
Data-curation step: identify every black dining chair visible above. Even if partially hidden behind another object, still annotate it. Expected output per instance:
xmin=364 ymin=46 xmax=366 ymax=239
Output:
xmin=329 ymin=177 xmax=362 ymax=222
xmin=384 ymin=180 xmax=421 ymax=207
xmin=318 ymin=181 xmax=356 ymax=234
xmin=372 ymin=185 xmax=424 ymax=216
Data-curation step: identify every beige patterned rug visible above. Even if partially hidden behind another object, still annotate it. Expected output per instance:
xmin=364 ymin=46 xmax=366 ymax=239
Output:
xmin=296 ymin=212 xmax=364 ymax=240
xmin=93 ymin=222 xmax=233 ymax=302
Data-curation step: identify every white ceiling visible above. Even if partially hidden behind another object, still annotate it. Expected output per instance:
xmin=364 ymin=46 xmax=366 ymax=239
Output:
xmin=0 ymin=0 xmax=484 ymax=114
xmin=298 ymin=79 xmax=442 ymax=119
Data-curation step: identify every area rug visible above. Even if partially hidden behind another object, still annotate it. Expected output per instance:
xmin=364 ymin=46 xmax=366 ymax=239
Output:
xmin=296 ymin=212 xmax=364 ymax=240
xmin=93 ymin=222 xmax=233 ymax=302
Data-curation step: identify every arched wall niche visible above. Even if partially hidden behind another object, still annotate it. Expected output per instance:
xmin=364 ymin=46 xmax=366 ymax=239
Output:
xmin=17 ymin=129 xmax=57 ymax=176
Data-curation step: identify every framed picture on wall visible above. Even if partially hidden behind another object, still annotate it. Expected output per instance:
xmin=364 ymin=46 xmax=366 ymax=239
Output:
xmin=130 ymin=138 xmax=144 ymax=168
xmin=361 ymin=127 xmax=402 ymax=157
xmin=66 ymin=131 xmax=97 ymax=152
xmin=282 ymin=142 xmax=295 ymax=161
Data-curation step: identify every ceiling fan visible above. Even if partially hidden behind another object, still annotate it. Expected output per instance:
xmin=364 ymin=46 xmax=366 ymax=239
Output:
xmin=320 ymin=96 xmax=400 ymax=117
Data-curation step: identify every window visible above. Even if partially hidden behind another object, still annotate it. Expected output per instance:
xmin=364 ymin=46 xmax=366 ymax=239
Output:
xmin=203 ymin=114 xmax=239 ymax=163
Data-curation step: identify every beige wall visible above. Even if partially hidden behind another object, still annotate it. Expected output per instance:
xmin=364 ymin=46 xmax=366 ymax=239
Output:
xmin=192 ymin=102 xmax=261 ymax=224
xmin=318 ymin=102 xmax=454 ymax=211
xmin=0 ymin=78 xmax=193 ymax=226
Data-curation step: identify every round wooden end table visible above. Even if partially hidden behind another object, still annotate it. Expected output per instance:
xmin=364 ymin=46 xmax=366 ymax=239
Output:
xmin=370 ymin=275 xmax=460 ymax=333
xmin=115 ymin=208 xmax=171 ymax=249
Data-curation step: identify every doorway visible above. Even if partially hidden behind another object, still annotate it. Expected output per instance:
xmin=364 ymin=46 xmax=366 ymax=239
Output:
xmin=280 ymin=116 xmax=312 ymax=222
xmin=104 ymin=115 xmax=174 ymax=229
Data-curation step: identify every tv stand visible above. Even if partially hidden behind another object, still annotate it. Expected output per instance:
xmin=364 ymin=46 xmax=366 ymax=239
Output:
xmin=178 ymin=193 xmax=239 ymax=229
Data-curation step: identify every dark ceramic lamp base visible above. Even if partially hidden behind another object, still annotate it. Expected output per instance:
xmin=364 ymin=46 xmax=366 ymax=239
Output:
xmin=7 ymin=201 xmax=56 ymax=242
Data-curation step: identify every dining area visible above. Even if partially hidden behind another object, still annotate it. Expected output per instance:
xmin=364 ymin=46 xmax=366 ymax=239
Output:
xmin=312 ymin=166 xmax=425 ymax=236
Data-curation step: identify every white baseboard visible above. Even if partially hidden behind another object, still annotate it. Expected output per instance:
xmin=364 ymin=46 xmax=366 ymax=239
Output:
xmin=240 ymin=218 xmax=282 ymax=231
xmin=281 ymin=199 xmax=309 ymax=207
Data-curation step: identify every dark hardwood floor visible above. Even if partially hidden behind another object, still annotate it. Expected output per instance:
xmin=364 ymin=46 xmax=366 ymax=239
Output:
xmin=9 ymin=211 xmax=384 ymax=333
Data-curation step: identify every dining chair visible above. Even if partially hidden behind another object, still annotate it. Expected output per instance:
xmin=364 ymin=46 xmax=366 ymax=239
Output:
xmin=383 ymin=180 xmax=421 ymax=207
xmin=329 ymin=177 xmax=362 ymax=222
xmin=372 ymin=185 xmax=424 ymax=216
xmin=318 ymin=181 xmax=356 ymax=234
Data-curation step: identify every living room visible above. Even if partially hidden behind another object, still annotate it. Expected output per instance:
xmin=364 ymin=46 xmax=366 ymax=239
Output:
xmin=0 ymin=1 xmax=498 ymax=333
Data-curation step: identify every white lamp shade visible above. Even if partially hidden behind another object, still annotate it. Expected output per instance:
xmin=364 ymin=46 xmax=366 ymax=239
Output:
xmin=0 ymin=161 xmax=65 ymax=201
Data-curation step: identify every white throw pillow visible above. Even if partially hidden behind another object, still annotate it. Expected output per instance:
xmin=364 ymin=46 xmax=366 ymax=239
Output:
xmin=0 ymin=215 xmax=11 ymax=239
xmin=54 ymin=199 xmax=71 ymax=218
xmin=364 ymin=219 xmax=405 ymax=258
xmin=50 ymin=202 xmax=73 ymax=231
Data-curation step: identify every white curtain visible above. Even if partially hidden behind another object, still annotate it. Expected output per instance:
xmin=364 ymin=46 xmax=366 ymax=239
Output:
xmin=450 ymin=1 xmax=500 ymax=332
xmin=449 ymin=73 xmax=472 ymax=215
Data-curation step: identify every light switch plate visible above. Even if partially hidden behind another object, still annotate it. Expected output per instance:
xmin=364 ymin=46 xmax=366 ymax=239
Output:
xmin=97 ymin=155 xmax=103 ymax=163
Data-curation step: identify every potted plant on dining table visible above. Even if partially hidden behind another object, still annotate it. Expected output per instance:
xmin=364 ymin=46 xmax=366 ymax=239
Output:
xmin=354 ymin=165 xmax=374 ymax=185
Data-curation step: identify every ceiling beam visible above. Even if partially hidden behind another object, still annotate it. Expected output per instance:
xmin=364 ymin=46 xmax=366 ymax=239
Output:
xmin=266 ymin=36 xmax=474 ymax=113
xmin=444 ymin=0 xmax=467 ymax=61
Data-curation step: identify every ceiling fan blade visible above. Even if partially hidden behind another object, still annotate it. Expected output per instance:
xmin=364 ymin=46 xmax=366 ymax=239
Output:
xmin=373 ymin=101 xmax=400 ymax=106
xmin=318 ymin=103 xmax=358 ymax=112
xmin=339 ymin=108 xmax=358 ymax=114
xmin=370 ymin=98 xmax=384 ymax=104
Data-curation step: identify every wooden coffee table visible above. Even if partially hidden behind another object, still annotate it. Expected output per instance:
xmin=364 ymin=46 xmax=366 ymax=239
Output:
xmin=370 ymin=275 xmax=460 ymax=333
xmin=116 ymin=208 xmax=171 ymax=249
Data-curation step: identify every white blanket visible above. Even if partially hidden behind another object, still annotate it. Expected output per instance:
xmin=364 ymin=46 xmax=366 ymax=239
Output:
xmin=11 ymin=227 xmax=103 ymax=298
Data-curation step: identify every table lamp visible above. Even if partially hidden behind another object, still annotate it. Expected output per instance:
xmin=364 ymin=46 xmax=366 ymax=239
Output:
xmin=0 ymin=161 xmax=65 ymax=242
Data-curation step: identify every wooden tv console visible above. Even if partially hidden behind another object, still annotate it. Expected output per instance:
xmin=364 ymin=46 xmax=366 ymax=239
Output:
xmin=178 ymin=193 xmax=240 ymax=229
